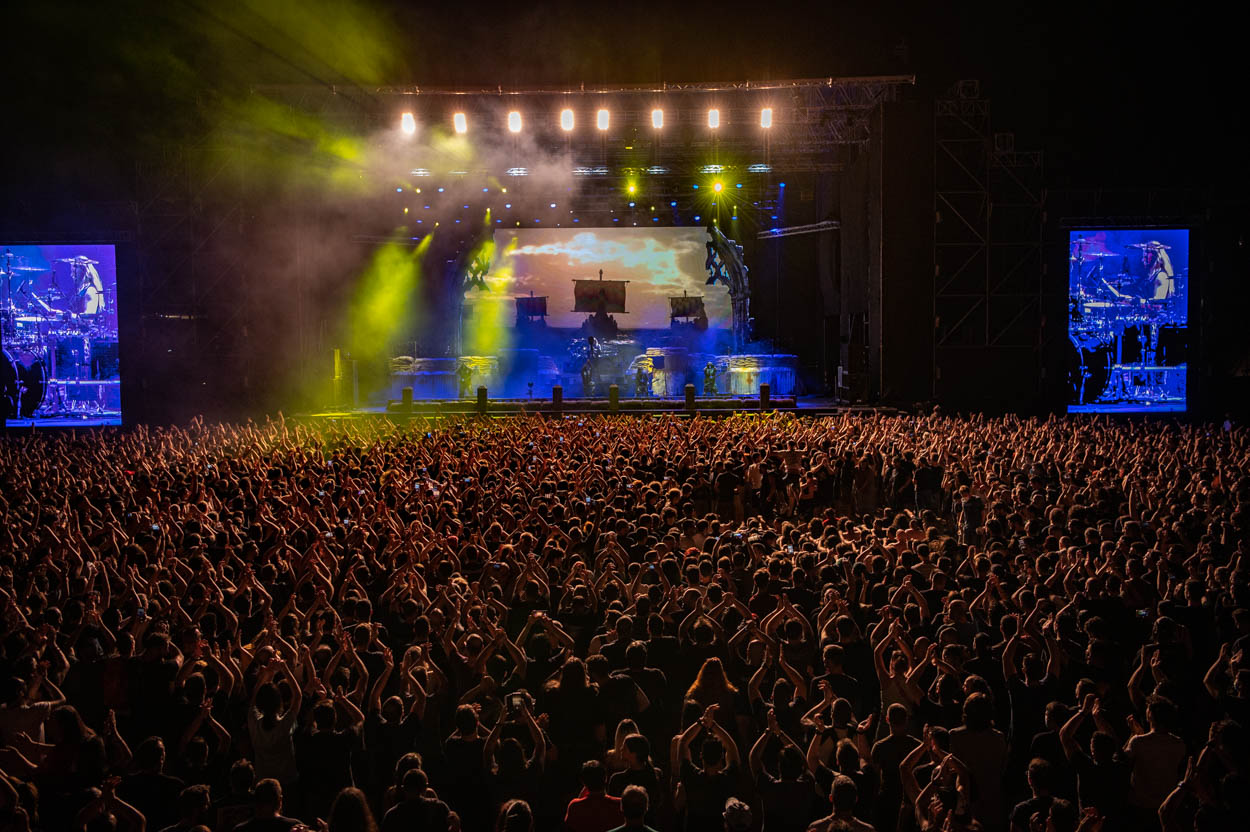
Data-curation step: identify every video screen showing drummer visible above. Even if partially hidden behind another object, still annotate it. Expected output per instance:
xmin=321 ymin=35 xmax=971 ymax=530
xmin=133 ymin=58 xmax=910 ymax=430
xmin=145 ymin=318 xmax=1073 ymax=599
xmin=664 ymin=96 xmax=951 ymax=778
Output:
xmin=2 ymin=243 xmax=121 ymax=426
xmin=1067 ymin=228 xmax=1189 ymax=414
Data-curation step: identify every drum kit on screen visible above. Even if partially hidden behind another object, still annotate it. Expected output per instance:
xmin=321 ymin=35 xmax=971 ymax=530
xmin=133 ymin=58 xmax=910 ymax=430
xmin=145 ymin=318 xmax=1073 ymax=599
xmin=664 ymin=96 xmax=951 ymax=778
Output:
xmin=2 ymin=250 xmax=119 ymax=421
xmin=1068 ymin=238 xmax=1187 ymax=407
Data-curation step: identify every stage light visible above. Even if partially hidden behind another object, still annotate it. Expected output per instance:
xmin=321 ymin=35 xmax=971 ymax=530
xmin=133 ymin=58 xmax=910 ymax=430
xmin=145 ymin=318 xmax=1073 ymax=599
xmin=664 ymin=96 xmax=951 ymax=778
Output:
xmin=629 ymin=202 xmax=635 ymax=207
xmin=560 ymin=108 xmax=574 ymax=131
xmin=506 ymin=168 xmax=529 ymax=176
xmin=653 ymin=217 xmax=659 ymax=222
xmin=505 ymin=203 xmax=511 ymax=208
xmin=627 ymin=183 xmax=637 ymax=195
xmin=400 ymin=113 xmax=416 ymax=135
xmin=747 ymin=164 xmax=771 ymax=173
xmin=597 ymin=109 xmax=610 ymax=130
xmin=453 ymin=113 xmax=467 ymax=134
xmin=437 ymin=187 xmax=444 ymax=192
xmin=483 ymin=187 xmax=489 ymax=192
xmin=779 ymin=182 xmax=786 ymax=188
xmin=708 ymin=108 xmax=720 ymax=128
xmin=550 ymin=203 xmax=556 ymax=208
xmin=670 ymin=201 xmax=677 ymax=207
xmin=713 ymin=182 xmax=723 ymax=193
xmin=651 ymin=108 xmax=664 ymax=128
xmin=736 ymin=183 xmax=742 ymax=188
xmin=646 ymin=166 xmax=668 ymax=175
xmin=694 ymin=215 xmax=701 ymax=221
xmin=403 ymin=207 xmax=409 ymax=213
xmin=508 ymin=111 xmax=522 ymax=133
xmin=700 ymin=164 xmax=724 ymax=174
xmin=760 ymin=107 xmax=773 ymax=128
xmin=396 ymin=187 xmax=403 ymax=193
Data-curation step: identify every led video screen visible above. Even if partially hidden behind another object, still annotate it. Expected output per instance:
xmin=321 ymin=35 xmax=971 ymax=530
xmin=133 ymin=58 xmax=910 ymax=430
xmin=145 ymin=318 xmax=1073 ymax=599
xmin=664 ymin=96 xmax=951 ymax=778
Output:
xmin=2 ymin=244 xmax=121 ymax=426
xmin=1068 ymin=229 xmax=1187 ymax=413
xmin=482 ymin=228 xmax=731 ymax=330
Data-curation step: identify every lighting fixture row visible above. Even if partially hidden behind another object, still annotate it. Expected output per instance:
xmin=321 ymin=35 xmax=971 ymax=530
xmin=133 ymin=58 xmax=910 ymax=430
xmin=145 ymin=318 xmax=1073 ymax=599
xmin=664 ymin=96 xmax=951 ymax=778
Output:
xmin=399 ymin=107 xmax=775 ymax=136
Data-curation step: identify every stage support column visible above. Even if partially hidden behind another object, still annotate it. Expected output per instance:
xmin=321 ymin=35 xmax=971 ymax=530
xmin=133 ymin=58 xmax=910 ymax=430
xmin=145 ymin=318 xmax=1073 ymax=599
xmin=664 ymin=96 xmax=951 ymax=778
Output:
xmin=685 ymin=384 xmax=696 ymax=411
xmin=401 ymin=387 xmax=413 ymax=411
xmin=760 ymin=383 xmax=771 ymax=410
xmin=609 ymin=385 xmax=619 ymax=411
xmin=552 ymin=385 xmax=563 ymax=412
xmin=477 ymin=386 xmax=488 ymax=415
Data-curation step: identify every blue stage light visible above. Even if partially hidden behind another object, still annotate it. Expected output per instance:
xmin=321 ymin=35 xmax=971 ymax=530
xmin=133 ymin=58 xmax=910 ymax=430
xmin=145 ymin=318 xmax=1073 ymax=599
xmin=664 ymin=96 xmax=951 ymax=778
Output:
xmin=438 ymin=187 xmax=444 ymax=192
xmin=670 ymin=201 xmax=677 ymax=207
xmin=693 ymin=184 xmax=699 ymax=189
xmin=628 ymin=201 xmax=635 ymax=207
xmin=395 ymin=187 xmax=403 ymax=193
xmin=736 ymin=183 xmax=742 ymax=188
xmin=779 ymin=182 xmax=785 ymax=188
xmin=694 ymin=215 xmax=701 ymax=221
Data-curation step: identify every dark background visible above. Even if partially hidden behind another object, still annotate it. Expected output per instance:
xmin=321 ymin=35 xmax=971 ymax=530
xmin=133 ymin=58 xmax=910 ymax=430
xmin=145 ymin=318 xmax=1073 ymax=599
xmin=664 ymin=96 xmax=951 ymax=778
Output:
xmin=3 ymin=1 xmax=1246 ymax=420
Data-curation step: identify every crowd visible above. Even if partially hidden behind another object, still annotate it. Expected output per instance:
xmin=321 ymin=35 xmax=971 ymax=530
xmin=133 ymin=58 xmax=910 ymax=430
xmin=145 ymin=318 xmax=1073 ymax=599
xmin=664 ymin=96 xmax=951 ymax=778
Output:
xmin=1 ymin=412 xmax=1247 ymax=832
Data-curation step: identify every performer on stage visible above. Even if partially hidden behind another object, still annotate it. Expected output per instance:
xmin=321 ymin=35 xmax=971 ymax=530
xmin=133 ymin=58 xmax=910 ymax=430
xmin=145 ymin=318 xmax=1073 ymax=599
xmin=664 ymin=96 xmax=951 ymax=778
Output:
xmin=456 ymin=362 xmax=473 ymax=398
xmin=703 ymin=361 xmax=718 ymax=395
xmin=1143 ymin=241 xmax=1175 ymax=300
xmin=634 ymin=365 xmax=651 ymax=398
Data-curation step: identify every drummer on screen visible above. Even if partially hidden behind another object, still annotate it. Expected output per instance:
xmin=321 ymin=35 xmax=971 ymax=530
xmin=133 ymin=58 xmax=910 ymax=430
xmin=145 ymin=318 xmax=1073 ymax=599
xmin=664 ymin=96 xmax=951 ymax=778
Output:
xmin=62 ymin=255 xmax=105 ymax=315
xmin=1141 ymin=241 xmax=1175 ymax=300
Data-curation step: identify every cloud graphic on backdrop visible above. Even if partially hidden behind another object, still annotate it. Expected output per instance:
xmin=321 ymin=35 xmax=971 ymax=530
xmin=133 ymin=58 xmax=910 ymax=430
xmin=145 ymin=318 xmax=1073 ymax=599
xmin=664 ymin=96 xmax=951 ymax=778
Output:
xmin=494 ymin=228 xmax=729 ymax=329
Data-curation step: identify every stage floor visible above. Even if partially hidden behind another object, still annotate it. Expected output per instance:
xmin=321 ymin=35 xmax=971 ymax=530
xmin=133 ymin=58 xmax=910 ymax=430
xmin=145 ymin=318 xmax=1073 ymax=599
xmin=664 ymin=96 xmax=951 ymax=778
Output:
xmin=1067 ymin=402 xmax=1186 ymax=414
xmin=301 ymin=395 xmax=885 ymax=420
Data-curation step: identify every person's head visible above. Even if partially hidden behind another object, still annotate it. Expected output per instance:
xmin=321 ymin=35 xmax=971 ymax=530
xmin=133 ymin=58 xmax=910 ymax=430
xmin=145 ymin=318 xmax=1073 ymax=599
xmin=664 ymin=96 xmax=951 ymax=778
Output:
xmin=580 ymin=760 xmax=607 ymax=794
xmin=327 ymin=787 xmax=376 ymax=832
xmin=622 ymin=733 xmax=651 ymax=769
xmin=176 ymin=785 xmax=211 ymax=822
xmin=401 ymin=767 xmax=429 ymax=799
xmin=822 ymin=643 xmax=845 ymax=673
xmin=701 ymin=736 xmax=726 ymax=772
xmin=723 ymin=797 xmax=752 ymax=832
xmin=134 ymin=736 xmax=166 ymax=773
xmin=1027 ymin=757 xmax=1052 ymax=796
xmin=454 ymin=704 xmax=479 ymax=736
xmin=831 ymin=775 xmax=859 ymax=815
xmin=497 ymin=800 xmax=533 ymax=832
xmin=313 ymin=700 xmax=338 ymax=731
xmin=620 ymin=785 xmax=649 ymax=823
xmin=778 ymin=745 xmax=806 ymax=780
xmin=835 ymin=738 xmax=861 ymax=773
xmin=887 ymin=703 xmax=910 ymax=735
xmin=254 ymin=779 xmax=283 ymax=816
xmin=1146 ymin=695 xmax=1177 ymax=732
xmin=961 ymin=692 xmax=993 ymax=731
xmin=1045 ymin=798 xmax=1077 ymax=832
xmin=228 ymin=759 xmax=255 ymax=796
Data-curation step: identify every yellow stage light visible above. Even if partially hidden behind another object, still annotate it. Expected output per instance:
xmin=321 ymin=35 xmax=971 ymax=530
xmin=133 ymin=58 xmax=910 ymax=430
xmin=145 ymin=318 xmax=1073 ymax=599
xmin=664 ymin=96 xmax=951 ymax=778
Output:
xmin=400 ymin=113 xmax=416 ymax=135
xmin=453 ymin=113 xmax=467 ymax=134
xmin=713 ymin=182 xmax=723 ymax=193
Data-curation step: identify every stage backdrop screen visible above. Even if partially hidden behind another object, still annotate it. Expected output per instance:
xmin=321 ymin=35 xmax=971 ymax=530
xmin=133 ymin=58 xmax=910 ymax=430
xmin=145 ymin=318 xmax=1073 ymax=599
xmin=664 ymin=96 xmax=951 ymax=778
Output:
xmin=1067 ymin=229 xmax=1188 ymax=414
xmin=486 ymin=228 xmax=730 ymax=330
xmin=2 ymin=244 xmax=121 ymax=426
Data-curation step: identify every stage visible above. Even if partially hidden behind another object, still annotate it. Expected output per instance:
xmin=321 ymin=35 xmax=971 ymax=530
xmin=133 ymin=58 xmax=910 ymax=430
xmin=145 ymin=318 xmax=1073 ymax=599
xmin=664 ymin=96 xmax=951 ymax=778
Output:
xmin=301 ymin=395 xmax=885 ymax=421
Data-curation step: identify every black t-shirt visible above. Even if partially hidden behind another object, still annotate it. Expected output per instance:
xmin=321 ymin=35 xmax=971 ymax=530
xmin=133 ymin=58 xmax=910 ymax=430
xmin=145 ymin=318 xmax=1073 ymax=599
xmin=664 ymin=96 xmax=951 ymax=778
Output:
xmin=381 ymin=797 xmax=452 ymax=832
xmin=757 ymin=772 xmax=820 ymax=832
xmin=1072 ymin=751 xmax=1130 ymax=820
xmin=680 ymin=759 xmax=742 ymax=832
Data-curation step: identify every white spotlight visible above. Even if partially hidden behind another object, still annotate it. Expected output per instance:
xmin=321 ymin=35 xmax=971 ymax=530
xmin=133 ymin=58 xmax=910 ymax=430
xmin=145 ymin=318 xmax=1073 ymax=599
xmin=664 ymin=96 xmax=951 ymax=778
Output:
xmin=453 ymin=112 xmax=467 ymax=134
xmin=708 ymin=108 xmax=720 ymax=129
xmin=560 ymin=108 xmax=575 ymax=131
xmin=507 ymin=111 xmax=522 ymax=133
xmin=651 ymin=108 xmax=664 ymax=129
xmin=597 ymin=109 xmax=610 ymax=131
xmin=760 ymin=107 xmax=774 ymax=129
xmin=400 ymin=112 xmax=416 ymax=135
